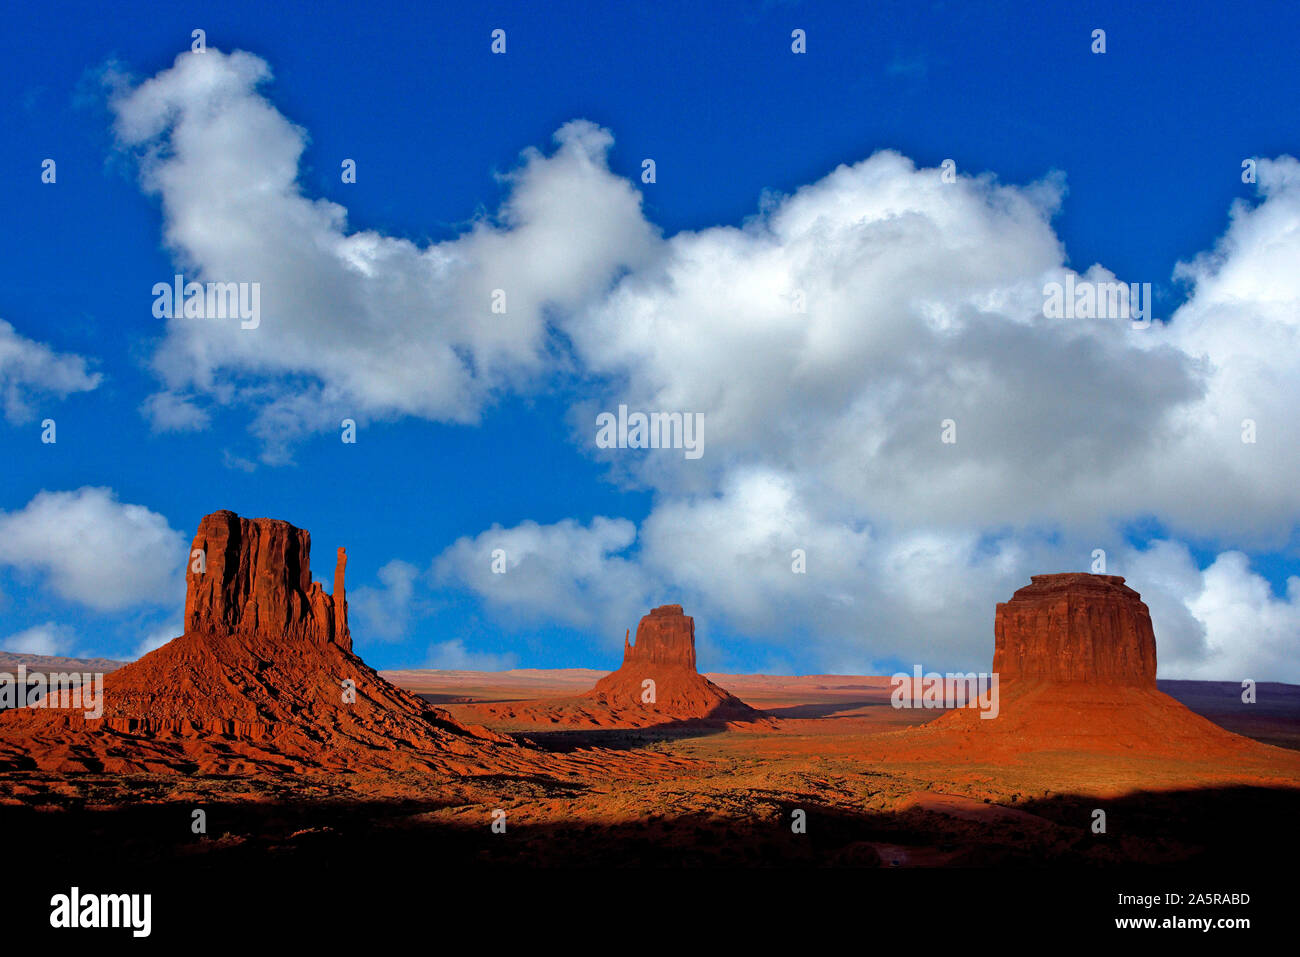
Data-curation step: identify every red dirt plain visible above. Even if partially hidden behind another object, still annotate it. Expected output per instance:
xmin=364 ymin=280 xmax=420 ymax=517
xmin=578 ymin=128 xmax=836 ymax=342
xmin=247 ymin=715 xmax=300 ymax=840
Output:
xmin=2 ymin=662 xmax=1297 ymax=871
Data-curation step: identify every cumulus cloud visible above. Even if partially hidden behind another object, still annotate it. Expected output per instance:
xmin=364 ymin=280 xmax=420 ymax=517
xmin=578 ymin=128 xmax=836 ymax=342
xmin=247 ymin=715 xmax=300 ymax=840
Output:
xmin=0 ymin=319 xmax=101 ymax=423
xmin=564 ymin=149 xmax=1291 ymax=547
xmin=350 ymin=560 xmax=421 ymax=641
xmin=421 ymin=148 xmax=1300 ymax=677
xmin=0 ymin=488 xmax=187 ymax=611
xmin=435 ymin=500 xmax=1300 ymax=681
xmin=425 ymin=639 xmax=518 ymax=672
xmin=1137 ymin=156 xmax=1300 ymax=543
xmin=433 ymin=517 xmax=651 ymax=640
xmin=430 ymin=472 xmax=1051 ymax=671
xmin=111 ymin=49 xmax=1299 ymax=538
xmin=112 ymin=49 xmax=656 ymax=460
xmin=1 ymin=622 xmax=77 ymax=656
xmin=440 ymin=146 xmax=1300 ymax=677
xmin=110 ymin=48 xmax=1300 ymax=678
xmin=1187 ymin=553 xmax=1300 ymax=682
xmin=1125 ymin=543 xmax=1300 ymax=682
xmin=134 ymin=618 xmax=182 ymax=658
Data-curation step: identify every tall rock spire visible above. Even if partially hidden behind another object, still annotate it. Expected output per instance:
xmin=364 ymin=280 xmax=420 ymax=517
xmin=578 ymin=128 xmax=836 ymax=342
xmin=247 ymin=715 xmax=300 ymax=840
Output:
xmin=334 ymin=546 xmax=350 ymax=652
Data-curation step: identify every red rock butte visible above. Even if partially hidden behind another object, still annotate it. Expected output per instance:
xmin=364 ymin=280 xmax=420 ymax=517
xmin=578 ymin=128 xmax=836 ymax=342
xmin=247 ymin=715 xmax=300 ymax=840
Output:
xmin=586 ymin=604 xmax=761 ymax=723
xmin=0 ymin=510 xmax=556 ymax=778
xmin=993 ymin=573 xmax=1156 ymax=686
xmin=620 ymin=604 xmax=697 ymax=670
xmin=910 ymin=572 xmax=1263 ymax=758
xmin=186 ymin=510 xmax=351 ymax=652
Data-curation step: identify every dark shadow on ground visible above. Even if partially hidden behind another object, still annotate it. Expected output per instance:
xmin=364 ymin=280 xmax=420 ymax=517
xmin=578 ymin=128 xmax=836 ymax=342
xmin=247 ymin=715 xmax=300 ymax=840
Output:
xmin=4 ymin=781 xmax=1292 ymax=937
xmin=515 ymin=719 xmax=737 ymax=751
xmin=3 ymin=781 xmax=1293 ymax=872
xmin=759 ymin=700 xmax=892 ymax=719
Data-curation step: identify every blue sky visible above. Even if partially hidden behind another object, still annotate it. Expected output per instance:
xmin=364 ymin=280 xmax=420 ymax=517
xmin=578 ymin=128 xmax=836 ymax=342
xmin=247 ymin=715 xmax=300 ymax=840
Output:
xmin=1 ymin=0 xmax=1298 ymax=678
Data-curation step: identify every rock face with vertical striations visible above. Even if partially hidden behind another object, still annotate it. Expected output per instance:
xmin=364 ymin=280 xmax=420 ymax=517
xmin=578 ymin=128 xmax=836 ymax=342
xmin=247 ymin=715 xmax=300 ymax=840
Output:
xmin=993 ymin=574 xmax=1156 ymax=686
xmin=184 ymin=510 xmax=350 ymax=650
xmin=333 ymin=546 xmax=350 ymax=651
xmin=619 ymin=604 xmax=696 ymax=670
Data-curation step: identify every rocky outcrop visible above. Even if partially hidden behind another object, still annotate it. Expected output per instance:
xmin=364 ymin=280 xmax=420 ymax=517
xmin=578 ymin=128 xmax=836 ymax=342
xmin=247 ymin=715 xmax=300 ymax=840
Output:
xmin=993 ymin=574 xmax=1157 ymax=687
xmin=621 ymin=604 xmax=696 ymax=669
xmin=0 ymin=510 xmax=518 ymax=777
xmin=184 ymin=510 xmax=348 ymax=649
xmin=908 ymin=572 xmax=1263 ymax=757
xmin=334 ymin=547 xmax=350 ymax=652
xmin=585 ymin=604 xmax=761 ymax=724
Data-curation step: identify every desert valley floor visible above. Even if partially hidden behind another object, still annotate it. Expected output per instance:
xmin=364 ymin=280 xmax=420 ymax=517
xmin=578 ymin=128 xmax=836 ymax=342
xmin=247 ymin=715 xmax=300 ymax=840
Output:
xmin=2 ymin=520 xmax=1294 ymax=934
xmin=4 ymin=666 xmax=1297 ymax=873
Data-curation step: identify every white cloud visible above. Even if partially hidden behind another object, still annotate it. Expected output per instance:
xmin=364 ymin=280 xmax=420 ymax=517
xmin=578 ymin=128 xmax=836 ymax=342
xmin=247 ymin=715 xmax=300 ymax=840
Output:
xmin=1 ymin=622 xmax=77 ymax=657
xmin=566 ymin=152 xmax=1213 ymax=540
xmin=350 ymin=559 xmax=420 ymax=642
xmin=0 ymin=319 xmax=101 ymax=423
xmin=112 ymin=49 xmax=656 ymax=460
xmin=424 ymin=639 xmax=518 ymax=672
xmin=1136 ymin=156 xmax=1300 ymax=543
xmin=0 ymin=488 xmax=187 ymax=611
xmin=434 ymin=150 xmax=1300 ymax=678
xmin=134 ymin=618 xmax=182 ymax=658
xmin=220 ymin=449 xmax=257 ymax=472
xmin=1181 ymin=554 xmax=1300 ymax=681
xmin=433 ymin=517 xmax=650 ymax=640
xmin=140 ymin=391 xmax=209 ymax=432
xmin=112 ymin=51 xmax=1300 ymax=540
xmin=110 ymin=49 xmax=1300 ymax=679
xmin=434 ymin=500 xmax=1300 ymax=681
xmin=1123 ymin=541 xmax=1300 ymax=682
xmin=431 ymin=472 xmax=1049 ymax=671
